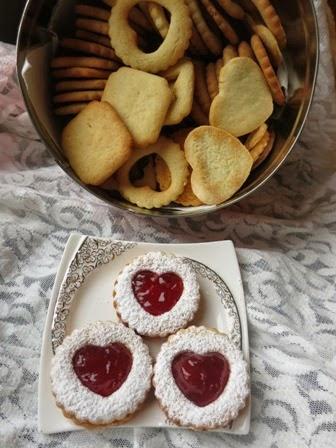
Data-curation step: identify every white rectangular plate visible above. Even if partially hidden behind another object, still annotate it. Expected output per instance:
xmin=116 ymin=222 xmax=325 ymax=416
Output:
xmin=38 ymin=234 xmax=250 ymax=435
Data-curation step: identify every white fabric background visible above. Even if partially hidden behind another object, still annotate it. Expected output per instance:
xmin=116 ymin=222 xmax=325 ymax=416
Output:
xmin=1 ymin=1 xmax=336 ymax=447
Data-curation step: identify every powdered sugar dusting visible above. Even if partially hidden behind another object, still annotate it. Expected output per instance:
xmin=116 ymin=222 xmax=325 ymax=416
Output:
xmin=153 ymin=326 xmax=249 ymax=429
xmin=114 ymin=252 xmax=200 ymax=337
xmin=50 ymin=321 xmax=152 ymax=424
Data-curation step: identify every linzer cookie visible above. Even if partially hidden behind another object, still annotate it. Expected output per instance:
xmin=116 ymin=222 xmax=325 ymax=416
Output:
xmin=113 ymin=252 xmax=200 ymax=337
xmin=51 ymin=321 xmax=152 ymax=426
xmin=153 ymin=326 xmax=249 ymax=429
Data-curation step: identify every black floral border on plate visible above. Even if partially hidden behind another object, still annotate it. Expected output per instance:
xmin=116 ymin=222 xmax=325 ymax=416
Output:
xmin=51 ymin=237 xmax=242 ymax=353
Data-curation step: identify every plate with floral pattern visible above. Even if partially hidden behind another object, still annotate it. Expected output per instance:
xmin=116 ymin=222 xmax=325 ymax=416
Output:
xmin=38 ymin=234 xmax=250 ymax=434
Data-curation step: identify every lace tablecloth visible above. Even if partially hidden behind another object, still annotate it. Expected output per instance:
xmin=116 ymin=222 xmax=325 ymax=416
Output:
xmin=1 ymin=1 xmax=336 ymax=447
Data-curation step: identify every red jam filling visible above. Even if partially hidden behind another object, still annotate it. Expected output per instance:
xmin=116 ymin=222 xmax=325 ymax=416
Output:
xmin=72 ymin=343 xmax=132 ymax=397
xmin=172 ymin=351 xmax=230 ymax=407
xmin=132 ymin=270 xmax=183 ymax=316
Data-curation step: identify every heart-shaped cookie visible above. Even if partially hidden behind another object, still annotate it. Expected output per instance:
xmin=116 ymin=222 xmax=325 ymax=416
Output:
xmin=209 ymin=57 xmax=273 ymax=137
xmin=185 ymin=126 xmax=253 ymax=205
xmin=172 ymin=351 xmax=230 ymax=407
xmin=72 ymin=342 xmax=132 ymax=396
xmin=132 ymin=270 xmax=184 ymax=316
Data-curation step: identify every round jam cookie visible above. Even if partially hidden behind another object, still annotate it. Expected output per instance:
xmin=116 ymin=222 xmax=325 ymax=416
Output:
xmin=153 ymin=326 xmax=249 ymax=430
xmin=113 ymin=252 xmax=200 ymax=337
xmin=50 ymin=321 xmax=152 ymax=426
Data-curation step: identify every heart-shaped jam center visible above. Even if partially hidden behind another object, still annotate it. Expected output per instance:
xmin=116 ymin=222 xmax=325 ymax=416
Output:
xmin=132 ymin=270 xmax=183 ymax=316
xmin=172 ymin=351 xmax=230 ymax=407
xmin=72 ymin=343 xmax=132 ymax=397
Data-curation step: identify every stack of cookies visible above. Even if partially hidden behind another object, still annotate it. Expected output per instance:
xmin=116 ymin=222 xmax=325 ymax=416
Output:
xmin=52 ymin=0 xmax=287 ymax=209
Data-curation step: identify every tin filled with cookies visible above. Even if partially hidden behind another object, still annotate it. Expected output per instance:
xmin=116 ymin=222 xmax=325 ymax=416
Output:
xmin=17 ymin=0 xmax=319 ymax=216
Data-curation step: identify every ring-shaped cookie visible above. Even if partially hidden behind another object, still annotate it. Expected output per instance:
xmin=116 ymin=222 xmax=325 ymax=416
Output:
xmin=109 ymin=0 xmax=192 ymax=73
xmin=116 ymin=137 xmax=188 ymax=209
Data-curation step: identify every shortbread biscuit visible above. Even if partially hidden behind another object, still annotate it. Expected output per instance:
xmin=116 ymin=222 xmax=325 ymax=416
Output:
xmin=132 ymin=156 xmax=157 ymax=190
xmin=171 ymin=127 xmax=193 ymax=148
xmin=194 ymin=61 xmax=211 ymax=115
xmin=155 ymin=157 xmax=202 ymax=206
xmin=210 ymin=57 xmax=273 ymax=137
xmin=254 ymin=24 xmax=283 ymax=67
xmin=62 ymin=101 xmax=132 ymax=185
xmin=190 ymin=100 xmax=209 ymax=125
xmin=175 ymin=177 xmax=203 ymax=206
xmin=161 ymin=59 xmax=195 ymax=125
xmin=200 ymin=0 xmax=239 ymax=45
xmin=116 ymin=137 xmax=188 ymax=209
xmin=51 ymin=56 xmax=117 ymax=70
xmin=137 ymin=3 xmax=159 ymax=32
xmin=52 ymin=67 xmax=111 ymax=79
xmin=109 ymin=0 xmax=192 ymax=73
xmin=101 ymin=0 xmax=115 ymax=6
xmin=253 ymin=129 xmax=275 ymax=168
xmin=185 ymin=0 xmax=223 ymax=56
xmin=236 ymin=0 xmax=258 ymax=14
xmin=250 ymin=0 xmax=287 ymax=48
xmin=251 ymin=34 xmax=285 ymax=105
xmin=147 ymin=3 xmax=170 ymax=37
xmin=190 ymin=24 xmax=209 ymax=56
xmin=167 ymin=128 xmax=203 ymax=206
xmin=215 ymin=58 xmax=223 ymax=82
xmin=185 ymin=126 xmax=253 ymax=204
xmin=216 ymin=0 xmax=245 ymax=19
xmin=238 ymin=41 xmax=256 ymax=60
xmin=223 ymin=44 xmax=238 ymax=65
xmin=104 ymin=1 xmax=154 ymax=32
xmin=206 ymin=63 xmax=218 ymax=100
xmin=54 ymin=103 xmax=88 ymax=116
xmin=55 ymin=79 xmax=107 ymax=93
xmin=53 ymin=90 xmax=103 ymax=104
xmin=128 ymin=6 xmax=156 ymax=32
xmin=75 ymin=4 xmax=110 ymax=21
xmin=60 ymin=38 xmax=118 ymax=60
xmin=102 ymin=67 xmax=173 ymax=147
xmin=75 ymin=18 xmax=109 ymax=35
xmin=249 ymin=130 xmax=270 ymax=161
xmin=75 ymin=29 xmax=111 ymax=48
xmin=245 ymin=123 xmax=268 ymax=150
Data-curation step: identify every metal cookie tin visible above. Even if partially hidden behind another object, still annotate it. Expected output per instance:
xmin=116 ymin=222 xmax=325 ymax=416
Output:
xmin=17 ymin=0 xmax=319 ymax=217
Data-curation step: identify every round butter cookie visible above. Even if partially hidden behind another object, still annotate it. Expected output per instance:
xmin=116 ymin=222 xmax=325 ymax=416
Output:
xmin=153 ymin=326 xmax=249 ymax=430
xmin=113 ymin=252 xmax=200 ymax=337
xmin=51 ymin=321 xmax=152 ymax=426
